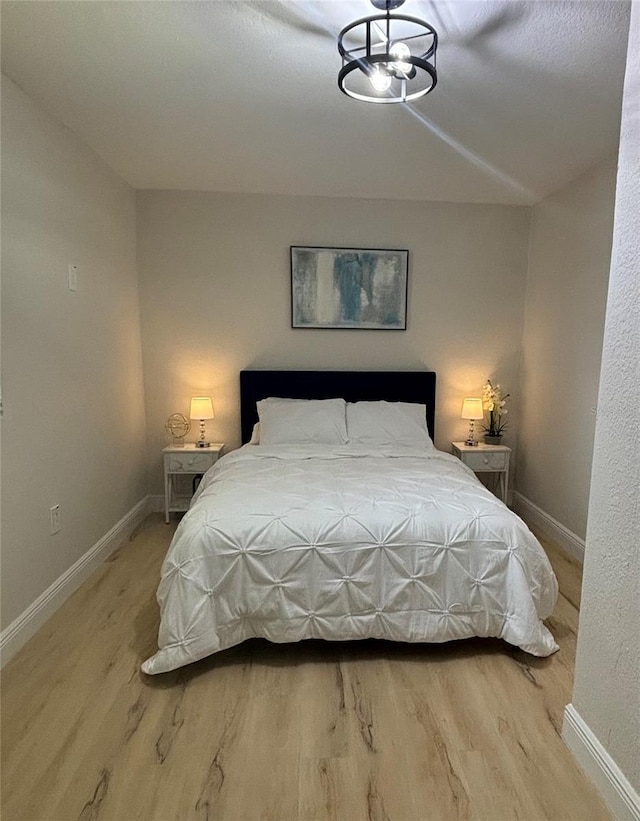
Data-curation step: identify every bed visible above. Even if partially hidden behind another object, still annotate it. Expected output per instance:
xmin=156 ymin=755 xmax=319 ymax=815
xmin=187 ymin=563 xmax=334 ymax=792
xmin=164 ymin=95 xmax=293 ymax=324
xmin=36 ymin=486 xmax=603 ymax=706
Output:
xmin=142 ymin=370 xmax=558 ymax=675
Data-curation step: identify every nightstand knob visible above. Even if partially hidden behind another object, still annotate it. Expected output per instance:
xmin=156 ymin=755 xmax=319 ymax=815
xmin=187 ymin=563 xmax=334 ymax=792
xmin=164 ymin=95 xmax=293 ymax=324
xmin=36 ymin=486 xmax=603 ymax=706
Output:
xmin=483 ymin=456 xmax=489 ymax=464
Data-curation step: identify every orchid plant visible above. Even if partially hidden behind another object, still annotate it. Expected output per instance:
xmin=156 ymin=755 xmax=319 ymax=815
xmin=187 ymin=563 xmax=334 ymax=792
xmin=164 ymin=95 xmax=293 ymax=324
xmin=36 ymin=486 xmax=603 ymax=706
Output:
xmin=482 ymin=379 xmax=510 ymax=437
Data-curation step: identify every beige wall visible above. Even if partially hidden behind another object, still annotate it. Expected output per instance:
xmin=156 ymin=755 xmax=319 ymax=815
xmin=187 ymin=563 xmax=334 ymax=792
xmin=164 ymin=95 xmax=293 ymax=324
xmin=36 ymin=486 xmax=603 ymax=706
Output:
xmin=1 ymin=76 xmax=148 ymax=629
xmin=137 ymin=190 xmax=531 ymax=493
xmin=516 ymin=162 xmax=617 ymax=540
xmin=568 ymin=0 xmax=640 ymax=803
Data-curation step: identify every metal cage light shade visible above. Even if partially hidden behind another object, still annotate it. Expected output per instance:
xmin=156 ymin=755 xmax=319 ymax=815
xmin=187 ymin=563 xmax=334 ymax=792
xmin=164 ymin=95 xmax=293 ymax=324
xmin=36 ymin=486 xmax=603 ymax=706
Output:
xmin=338 ymin=0 xmax=437 ymax=104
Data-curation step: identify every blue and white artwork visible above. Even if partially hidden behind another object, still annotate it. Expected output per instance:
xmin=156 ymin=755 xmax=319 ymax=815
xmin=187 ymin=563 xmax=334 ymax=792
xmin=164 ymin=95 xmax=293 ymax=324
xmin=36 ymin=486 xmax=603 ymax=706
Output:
xmin=291 ymin=247 xmax=408 ymax=330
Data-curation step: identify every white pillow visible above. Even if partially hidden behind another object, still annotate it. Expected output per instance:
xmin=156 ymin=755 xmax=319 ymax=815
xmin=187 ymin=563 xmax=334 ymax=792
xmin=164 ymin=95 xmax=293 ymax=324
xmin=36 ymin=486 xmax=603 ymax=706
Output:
xmin=257 ymin=398 xmax=348 ymax=446
xmin=248 ymin=422 xmax=261 ymax=444
xmin=346 ymin=401 xmax=434 ymax=449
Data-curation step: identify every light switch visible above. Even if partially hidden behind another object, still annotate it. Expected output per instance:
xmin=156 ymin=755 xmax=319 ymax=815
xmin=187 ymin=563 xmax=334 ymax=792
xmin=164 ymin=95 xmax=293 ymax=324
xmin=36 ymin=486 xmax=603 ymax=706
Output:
xmin=68 ymin=264 xmax=78 ymax=292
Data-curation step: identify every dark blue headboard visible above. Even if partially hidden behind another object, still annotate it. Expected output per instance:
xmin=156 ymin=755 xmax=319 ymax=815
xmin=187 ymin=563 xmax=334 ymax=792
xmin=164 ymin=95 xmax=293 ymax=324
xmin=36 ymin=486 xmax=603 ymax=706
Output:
xmin=240 ymin=370 xmax=436 ymax=444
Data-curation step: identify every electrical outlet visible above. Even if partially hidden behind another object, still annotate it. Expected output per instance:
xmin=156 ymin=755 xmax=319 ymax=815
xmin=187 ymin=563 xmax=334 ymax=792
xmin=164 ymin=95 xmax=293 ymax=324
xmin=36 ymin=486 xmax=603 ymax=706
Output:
xmin=50 ymin=504 xmax=61 ymax=535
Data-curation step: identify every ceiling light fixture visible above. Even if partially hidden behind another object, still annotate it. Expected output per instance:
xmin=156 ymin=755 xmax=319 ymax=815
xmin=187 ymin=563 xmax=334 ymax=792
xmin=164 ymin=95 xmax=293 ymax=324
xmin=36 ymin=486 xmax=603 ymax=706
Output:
xmin=338 ymin=0 xmax=438 ymax=104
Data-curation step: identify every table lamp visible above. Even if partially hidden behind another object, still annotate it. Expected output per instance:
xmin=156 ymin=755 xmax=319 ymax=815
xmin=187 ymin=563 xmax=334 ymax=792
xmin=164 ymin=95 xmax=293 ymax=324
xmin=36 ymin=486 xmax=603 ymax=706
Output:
xmin=190 ymin=396 xmax=215 ymax=448
xmin=461 ymin=397 xmax=483 ymax=446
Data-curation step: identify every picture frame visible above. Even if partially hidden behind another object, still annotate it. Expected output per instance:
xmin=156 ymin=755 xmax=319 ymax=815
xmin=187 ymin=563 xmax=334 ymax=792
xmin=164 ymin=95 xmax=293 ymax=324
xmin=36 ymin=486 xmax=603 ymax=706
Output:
xmin=291 ymin=246 xmax=408 ymax=330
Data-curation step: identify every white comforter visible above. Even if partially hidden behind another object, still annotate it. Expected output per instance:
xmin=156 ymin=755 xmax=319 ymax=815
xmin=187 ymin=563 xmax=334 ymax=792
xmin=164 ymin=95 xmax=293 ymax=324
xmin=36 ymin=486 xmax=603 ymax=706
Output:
xmin=142 ymin=445 xmax=558 ymax=674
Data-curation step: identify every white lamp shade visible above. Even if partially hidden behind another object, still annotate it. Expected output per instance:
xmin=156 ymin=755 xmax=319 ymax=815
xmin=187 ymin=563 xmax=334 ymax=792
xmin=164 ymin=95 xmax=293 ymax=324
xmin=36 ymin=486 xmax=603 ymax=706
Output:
xmin=190 ymin=396 xmax=214 ymax=420
xmin=461 ymin=397 xmax=484 ymax=420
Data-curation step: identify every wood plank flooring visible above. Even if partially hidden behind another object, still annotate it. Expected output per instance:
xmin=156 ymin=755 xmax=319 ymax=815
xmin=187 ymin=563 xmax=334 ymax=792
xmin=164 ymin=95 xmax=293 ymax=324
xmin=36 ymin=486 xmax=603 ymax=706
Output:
xmin=1 ymin=515 xmax=610 ymax=821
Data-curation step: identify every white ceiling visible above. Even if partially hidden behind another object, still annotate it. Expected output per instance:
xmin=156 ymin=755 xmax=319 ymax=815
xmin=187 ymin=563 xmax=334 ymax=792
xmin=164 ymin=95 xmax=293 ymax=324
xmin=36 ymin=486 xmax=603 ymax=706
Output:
xmin=1 ymin=0 xmax=631 ymax=205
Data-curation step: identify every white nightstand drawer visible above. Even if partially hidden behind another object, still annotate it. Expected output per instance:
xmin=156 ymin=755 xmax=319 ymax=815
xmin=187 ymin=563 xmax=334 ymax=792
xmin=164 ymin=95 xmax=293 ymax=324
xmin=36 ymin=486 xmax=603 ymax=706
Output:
xmin=462 ymin=450 xmax=508 ymax=472
xmin=167 ymin=452 xmax=217 ymax=473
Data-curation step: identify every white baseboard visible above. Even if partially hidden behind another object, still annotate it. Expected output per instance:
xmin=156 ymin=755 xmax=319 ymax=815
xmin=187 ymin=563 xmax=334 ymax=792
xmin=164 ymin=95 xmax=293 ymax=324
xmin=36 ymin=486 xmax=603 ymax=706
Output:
xmin=511 ymin=491 xmax=585 ymax=563
xmin=0 ymin=495 xmax=152 ymax=668
xmin=563 ymin=704 xmax=640 ymax=821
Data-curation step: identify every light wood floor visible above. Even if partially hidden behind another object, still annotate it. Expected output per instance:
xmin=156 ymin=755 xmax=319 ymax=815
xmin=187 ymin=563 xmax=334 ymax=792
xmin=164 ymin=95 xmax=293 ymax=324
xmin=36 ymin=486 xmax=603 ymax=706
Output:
xmin=1 ymin=515 xmax=610 ymax=821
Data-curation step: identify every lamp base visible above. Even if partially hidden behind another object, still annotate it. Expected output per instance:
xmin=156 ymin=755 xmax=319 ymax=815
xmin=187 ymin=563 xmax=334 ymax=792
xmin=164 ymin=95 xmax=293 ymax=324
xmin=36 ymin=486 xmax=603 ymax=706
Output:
xmin=195 ymin=441 xmax=211 ymax=448
xmin=464 ymin=418 xmax=479 ymax=446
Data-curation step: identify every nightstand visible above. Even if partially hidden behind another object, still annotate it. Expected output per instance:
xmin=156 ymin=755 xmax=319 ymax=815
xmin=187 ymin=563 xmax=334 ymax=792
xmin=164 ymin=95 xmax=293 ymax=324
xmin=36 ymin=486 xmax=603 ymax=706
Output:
xmin=163 ymin=443 xmax=224 ymax=523
xmin=451 ymin=441 xmax=511 ymax=503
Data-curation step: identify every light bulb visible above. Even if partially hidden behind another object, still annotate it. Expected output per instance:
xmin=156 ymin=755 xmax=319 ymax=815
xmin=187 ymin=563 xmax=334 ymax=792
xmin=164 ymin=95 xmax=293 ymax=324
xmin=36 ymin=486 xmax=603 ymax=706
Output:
xmin=390 ymin=41 xmax=412 ymax=74
xmin=370 ymin=66 xmax=391 ymax=92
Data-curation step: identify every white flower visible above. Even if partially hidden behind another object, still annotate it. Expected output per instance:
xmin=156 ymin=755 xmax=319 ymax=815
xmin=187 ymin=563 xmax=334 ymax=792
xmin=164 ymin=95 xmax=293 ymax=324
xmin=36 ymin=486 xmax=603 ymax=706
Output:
xmin=481 ymin=378 xmax=511 ymax=434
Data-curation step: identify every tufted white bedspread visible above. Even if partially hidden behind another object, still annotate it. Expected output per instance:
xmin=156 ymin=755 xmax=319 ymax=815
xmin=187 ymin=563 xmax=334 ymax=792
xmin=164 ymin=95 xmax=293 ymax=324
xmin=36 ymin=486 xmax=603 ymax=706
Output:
xmin=142 ymin=445 xmax=558 ymax=674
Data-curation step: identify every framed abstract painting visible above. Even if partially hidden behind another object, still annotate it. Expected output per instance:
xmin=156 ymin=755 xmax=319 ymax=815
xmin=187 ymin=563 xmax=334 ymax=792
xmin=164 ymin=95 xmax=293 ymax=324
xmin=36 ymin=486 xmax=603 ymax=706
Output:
xmin=291 ymin=246 xmax=408 ymax=330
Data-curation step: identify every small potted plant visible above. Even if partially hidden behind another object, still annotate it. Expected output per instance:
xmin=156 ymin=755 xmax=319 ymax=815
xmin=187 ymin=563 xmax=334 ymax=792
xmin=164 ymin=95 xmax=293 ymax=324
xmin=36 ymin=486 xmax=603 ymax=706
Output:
xmin=482 ymin=379 xmax=510 ymax=444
